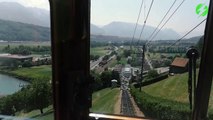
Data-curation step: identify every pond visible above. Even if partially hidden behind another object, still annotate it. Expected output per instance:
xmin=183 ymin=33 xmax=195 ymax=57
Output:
xmin=0 ymin=73 xmax=29 ymax=96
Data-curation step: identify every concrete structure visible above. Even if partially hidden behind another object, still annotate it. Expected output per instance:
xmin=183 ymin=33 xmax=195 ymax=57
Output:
xmin=169 ymin=57 xmax=189 ymax=74
xmin=113 ymin=64 xmax=122 ymax=73
xmin=0 ymin=54 xmax=33 ymax=66
xmin=0 ymin=54 xmax=32 ymax=61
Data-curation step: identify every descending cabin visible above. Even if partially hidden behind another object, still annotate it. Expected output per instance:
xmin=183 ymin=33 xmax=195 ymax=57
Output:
xmin=169 ymin=57 xmax=189 ymax=74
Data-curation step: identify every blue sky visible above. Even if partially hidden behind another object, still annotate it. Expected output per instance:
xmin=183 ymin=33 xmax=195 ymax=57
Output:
xmin=0 ymin=0 xmax=210 ymax=37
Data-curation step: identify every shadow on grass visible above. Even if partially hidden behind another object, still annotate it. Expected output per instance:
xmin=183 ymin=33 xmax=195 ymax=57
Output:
xmin=30 ymin=110 xmax=54 ymax=118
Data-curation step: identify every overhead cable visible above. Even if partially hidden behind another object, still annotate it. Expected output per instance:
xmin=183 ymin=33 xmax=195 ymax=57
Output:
xmin=146 ymin=0 xmax=177 ymax=43
xmin=146 ymin=0 xmax=186 ymax=46
xmin=130 ymin=0 xmax=144 ymax=49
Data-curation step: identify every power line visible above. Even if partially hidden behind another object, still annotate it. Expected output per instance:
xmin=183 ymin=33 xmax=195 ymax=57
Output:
xmin=146 ymin=0 xmax=177 ymax=42
xmin=136 ymin=0 xmax=155 ymax=45
xmin=168 ymin=18 xmax=207 ymax=47
xmin=130 ymin=0 xmax=144 ymax=50
xmin=146 ymin=0 xmax=186 ymax=46
xmin=148 ymin=18 xmax=206 ymax=50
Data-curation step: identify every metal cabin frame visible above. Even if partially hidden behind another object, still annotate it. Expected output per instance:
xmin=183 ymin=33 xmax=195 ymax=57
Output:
xmin=49 ymin=0 xmax=213 ymax=119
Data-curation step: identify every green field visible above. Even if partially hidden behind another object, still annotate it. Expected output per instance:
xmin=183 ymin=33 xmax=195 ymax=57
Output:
xmin=109 ymin=58 xmax=118 ymax=67
xmin=0 ymin=42 xmax=50 ymax=52
xmin=143 ymin=72 xmax=213 ymax=110
xmin=91 ymin=88 xmax=120 ymax=114
xmin=17 ymin=105 xmax=54 ymax=120
xmin=118 ymin=57 xmax=127 ymax=65
xmin=10 ymin=65 xmax=52 ymax=80
xmin=146 ymin=52 xmax=183 ymax=59
xmin=90 ymin=47 xmax=110 ymax=56
xmin=15 ymin=88 xmax=119 ymax=119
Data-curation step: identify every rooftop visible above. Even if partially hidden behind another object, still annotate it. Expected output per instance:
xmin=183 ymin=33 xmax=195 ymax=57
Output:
xmin=0 ymin=54 xmax=32 ymax=59
xmin=171 ymin=57 xmax=189 ymax=68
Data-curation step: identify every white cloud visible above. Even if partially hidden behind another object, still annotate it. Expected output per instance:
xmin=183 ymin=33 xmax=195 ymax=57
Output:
xmin=19 ymin=0 xmax=49 ymax=10
xmin=0 ymin=0 xmax=49 ymax=10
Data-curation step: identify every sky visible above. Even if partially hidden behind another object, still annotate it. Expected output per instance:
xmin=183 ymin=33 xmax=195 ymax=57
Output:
xmin=91 ymin=0 xmax=210 ymax=37
xmin=0 ymin=0 xmax=49 ymax=10
xmin=0 ymin=0 xmax=210 ymax=37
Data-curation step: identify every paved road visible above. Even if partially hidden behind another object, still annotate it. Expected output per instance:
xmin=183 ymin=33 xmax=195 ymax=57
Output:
xmin=90 ymin=56 xmax=103 ymax=70
xmin=145 ymin=56 xmax=153 ymax=70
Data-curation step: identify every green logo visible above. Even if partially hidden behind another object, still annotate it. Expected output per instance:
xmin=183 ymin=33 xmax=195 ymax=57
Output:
xmin=196 ymin=4 xmax=208 ymax=17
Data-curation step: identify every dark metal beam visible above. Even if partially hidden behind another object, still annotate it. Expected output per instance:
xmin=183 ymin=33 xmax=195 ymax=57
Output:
xmin=193 ymin=1 xmax=213 ymax=119
xmin=50 ymin=0 xmax=90 ymax=120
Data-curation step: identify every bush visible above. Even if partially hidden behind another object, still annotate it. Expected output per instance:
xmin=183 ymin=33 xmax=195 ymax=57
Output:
xmin=130 ymin=87 xmax=191 ymax=120
xmin=0 ymin=78 xmax=52 ymax=115
xmin=147 ymin=70 xmax=159 ymax=79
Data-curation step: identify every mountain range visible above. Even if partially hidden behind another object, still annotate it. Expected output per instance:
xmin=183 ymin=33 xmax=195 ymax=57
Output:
xmin=91 ymin=21 xmax=180 ymax=40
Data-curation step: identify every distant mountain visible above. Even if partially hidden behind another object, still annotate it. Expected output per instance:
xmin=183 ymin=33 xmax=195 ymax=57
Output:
xmin=0 ymin=2 xmax=50 ymax=27
xmin=91 ymin=24 xmax=104 ymax=35
xmin=185 ymin=36 xmax=202 ymax=43
xmin=0 ymin=19 xmax=50 ymax=41
xmin=91 ymin=21 xmax=180 ymax=40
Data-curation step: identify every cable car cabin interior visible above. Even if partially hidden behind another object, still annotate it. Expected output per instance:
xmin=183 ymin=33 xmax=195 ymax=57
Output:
xmin=50 ymin=0 xmax=213 ymax=119
xmin=0 ymin=0 xmax=212 ymax=120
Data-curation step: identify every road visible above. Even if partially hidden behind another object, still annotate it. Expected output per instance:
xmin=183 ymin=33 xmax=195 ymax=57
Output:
xmin=145 ymin=56 xmax=153 ymax=70
xmin=90 ymin=56 xmax=103 ymax=70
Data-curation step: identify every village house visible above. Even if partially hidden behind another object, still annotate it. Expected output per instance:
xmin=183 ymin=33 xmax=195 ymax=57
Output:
xmin=169 ymin=57 xmax=189 ymax=74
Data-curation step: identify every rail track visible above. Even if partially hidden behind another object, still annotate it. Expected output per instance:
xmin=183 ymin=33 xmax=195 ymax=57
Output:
xmin=121 ymin=90 xmax=135 ymax=116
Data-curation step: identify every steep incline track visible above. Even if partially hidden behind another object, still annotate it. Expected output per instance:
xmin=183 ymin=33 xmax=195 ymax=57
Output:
xmin=121 ymin=90 xmax=135 ymax=116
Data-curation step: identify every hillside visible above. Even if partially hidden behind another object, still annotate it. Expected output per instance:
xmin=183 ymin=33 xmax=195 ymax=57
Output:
xmin=142 ymin=72 xmax=213 ymax=109
xmin=0 ymin=2 xmax=50 ymax=27
xmin=0 ymin=19 xmax=50 ymax=41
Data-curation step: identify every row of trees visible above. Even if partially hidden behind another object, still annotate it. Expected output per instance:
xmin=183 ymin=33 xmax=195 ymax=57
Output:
xmin=149 ymin=46 xmax=187 ymax=53
xmin=1 ymin=59 xmax=51 ymax=69
xmin=2 ymin=45 xmax=51 ymax=55
xmin=90 ymin=55 xmax=100 ymax=61
xmin=91 ymin=70 xmax=120 ymax=92
xmin=0 ymin=78 xmax=52 ymax=115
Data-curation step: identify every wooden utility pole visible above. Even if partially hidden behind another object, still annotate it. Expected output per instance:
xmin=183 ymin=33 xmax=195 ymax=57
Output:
xmin=140 ymin=45 xmax=145 ymax=91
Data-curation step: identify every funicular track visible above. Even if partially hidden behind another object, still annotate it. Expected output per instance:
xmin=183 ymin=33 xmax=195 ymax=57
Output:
xmin=121 ymin=90 xmax=135 ymax=116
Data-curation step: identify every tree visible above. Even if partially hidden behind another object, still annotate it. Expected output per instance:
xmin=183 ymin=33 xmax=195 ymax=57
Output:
xmin=116 ymin=55 xmax=121 ymax=61
xmin=123 ymin=50 xmax=131 ymax=58
xmin=103 ymin=55 xmax=109 ymax=61
xmin=100 ymin=71 xmax=112 ymax=88
xmin=147 ymin=70 xmax=159 ymax=79
xmin=27 ymin=79 xmax=51 ymax=114
xmin=196 ymin=36 xmax=204 ymax=53
xmin=2 ymin=45 xmax=10 ymax=53
xmin=111 ymin=70 xmax=120 ymax=85
xmin=90 ymin=70 xmax=102 ymax=91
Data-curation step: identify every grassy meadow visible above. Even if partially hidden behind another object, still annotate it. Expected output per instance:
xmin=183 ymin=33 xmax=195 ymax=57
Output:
xmin=91 ymin=88 xmax=120 ymax=114
xmin=142 ymin=72 xmax=213 ymax=111
xmin=90 ymin=47 xmax=110 ymax=56
xmin=10 ymin=65 xmax=52 ymax=80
